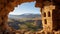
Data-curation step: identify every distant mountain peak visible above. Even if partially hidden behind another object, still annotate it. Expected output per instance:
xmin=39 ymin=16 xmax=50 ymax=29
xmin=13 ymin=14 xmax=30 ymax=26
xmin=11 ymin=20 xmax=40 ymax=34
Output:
xmin=8 ymin=13 xmax=41 ymax=20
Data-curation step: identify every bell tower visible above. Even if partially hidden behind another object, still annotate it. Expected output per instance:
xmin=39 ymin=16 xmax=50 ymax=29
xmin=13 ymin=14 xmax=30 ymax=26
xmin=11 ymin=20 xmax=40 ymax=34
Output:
xmin=35 ymin=0 xmax=56 ymax=34
xmin=41 ymin=1 xmax=55 ymax=34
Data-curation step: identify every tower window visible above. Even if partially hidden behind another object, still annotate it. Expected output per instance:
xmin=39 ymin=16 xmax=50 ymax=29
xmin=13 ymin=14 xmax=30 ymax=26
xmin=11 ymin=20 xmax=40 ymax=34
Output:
xmin=48 ymin=12 xmax=51 ymax=17
xmin=44 ymin=12 xmax=46 ymax=17
xmin=44 ymin=19 xmax=47 ymax=24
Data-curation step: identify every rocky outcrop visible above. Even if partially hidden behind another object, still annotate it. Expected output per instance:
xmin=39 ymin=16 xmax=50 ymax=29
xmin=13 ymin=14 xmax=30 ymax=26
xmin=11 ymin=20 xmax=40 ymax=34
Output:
xmin=0 ymin=0 xmax=34 ymax=34
xmin=0 ymin=0 xmax=60 ymax=34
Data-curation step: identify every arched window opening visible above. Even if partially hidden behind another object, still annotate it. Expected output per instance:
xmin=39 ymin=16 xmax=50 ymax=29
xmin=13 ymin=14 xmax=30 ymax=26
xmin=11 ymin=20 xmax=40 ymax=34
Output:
xmin=44 ymin=12 xmax=46 ymax=17
xmin=44 ymin=19 xmax=47 ymax=24
xmin=8 ymin=2 xmax=42 ymax=33
xmin=48 ymin=11 xmax=51 ymax=17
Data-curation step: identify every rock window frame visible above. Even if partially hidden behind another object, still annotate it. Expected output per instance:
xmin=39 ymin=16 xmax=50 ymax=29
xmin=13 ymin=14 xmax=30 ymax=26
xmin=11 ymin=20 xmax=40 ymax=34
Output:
xmin=44 ymin=19 xmax=47 ymax=24
xmin=48 ymin=11 xmax=51 ymax=17
xmin=43 ymin=12 xmax=46 ymax=17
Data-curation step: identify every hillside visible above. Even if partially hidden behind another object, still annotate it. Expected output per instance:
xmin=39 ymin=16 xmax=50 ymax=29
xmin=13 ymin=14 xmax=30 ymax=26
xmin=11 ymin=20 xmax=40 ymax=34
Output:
xmin=8 ymin=13 xmax=42 ymax=30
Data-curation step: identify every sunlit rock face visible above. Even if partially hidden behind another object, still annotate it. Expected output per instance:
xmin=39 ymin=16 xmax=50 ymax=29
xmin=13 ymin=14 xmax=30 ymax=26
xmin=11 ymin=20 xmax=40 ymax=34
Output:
xmin=36 ymin=0 xmax=60 ymax=34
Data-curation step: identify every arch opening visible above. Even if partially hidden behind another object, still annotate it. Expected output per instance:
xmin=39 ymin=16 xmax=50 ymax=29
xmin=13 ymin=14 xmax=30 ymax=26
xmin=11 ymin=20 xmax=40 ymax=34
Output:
xmin=8 ymin=2 xmax=43 ymax=33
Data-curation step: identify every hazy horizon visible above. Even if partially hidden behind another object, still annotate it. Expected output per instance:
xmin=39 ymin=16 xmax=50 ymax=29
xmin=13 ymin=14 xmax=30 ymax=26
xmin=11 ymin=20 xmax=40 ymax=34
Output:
xmin=9 ymin=13 xmax=40 ymax=15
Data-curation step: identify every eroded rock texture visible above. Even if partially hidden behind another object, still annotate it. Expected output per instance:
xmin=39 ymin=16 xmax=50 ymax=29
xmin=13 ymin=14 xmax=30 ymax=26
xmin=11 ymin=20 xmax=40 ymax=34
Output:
xmin=0 ymin=0 xmax=34 ymax=34
xmin=0 ymin=0 xmax=60 ymax=34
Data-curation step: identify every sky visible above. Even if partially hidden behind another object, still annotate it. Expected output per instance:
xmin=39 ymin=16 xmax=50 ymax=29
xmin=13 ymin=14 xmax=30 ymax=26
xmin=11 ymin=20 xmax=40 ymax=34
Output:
xmin=9 ymin=1 xmax=40 ymax=15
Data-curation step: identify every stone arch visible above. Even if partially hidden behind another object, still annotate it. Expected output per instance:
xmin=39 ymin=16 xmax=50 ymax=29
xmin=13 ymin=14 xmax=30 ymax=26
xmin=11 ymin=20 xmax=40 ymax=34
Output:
xmin=0 ymin=0 xmax=42 ymax=33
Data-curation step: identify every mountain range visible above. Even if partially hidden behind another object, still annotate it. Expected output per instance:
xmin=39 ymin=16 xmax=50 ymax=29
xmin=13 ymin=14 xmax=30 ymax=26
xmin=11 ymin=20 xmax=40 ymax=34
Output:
xmin=8 ymin=13 xmax=41 ymax=30
xmin=8 ymin=13 xmax=41 ymax=19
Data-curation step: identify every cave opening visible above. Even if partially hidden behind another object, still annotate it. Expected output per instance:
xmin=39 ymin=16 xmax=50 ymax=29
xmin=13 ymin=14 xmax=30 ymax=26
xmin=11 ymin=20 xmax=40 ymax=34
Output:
xmin=8 ymin=2 xmax=42 ymax=32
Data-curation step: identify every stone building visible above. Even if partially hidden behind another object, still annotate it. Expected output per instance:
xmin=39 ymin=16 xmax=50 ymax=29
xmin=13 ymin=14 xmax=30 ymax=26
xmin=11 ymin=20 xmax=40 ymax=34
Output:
xmin=35 ymin=0 xmax=60 ymax=34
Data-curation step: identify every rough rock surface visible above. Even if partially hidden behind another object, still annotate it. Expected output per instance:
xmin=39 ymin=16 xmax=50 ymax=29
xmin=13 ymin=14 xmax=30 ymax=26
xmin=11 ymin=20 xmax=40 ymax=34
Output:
xmin=0 ymin=0 xmax=60 ymax=34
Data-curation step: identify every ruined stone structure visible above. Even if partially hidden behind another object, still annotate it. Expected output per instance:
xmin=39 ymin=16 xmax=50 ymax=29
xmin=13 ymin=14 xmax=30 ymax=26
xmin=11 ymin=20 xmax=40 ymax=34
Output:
xmin=36 ymin=0 xmax=60 ymax=34
xmin=0 ymin=0 xmax=60 ymax=34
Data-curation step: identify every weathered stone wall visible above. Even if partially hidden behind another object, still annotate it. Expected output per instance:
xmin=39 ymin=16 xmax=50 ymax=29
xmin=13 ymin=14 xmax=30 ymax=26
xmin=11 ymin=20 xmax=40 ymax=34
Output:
xmin=0 ymin=0 xmax=60 ymax=34
xmin=36 ymin=0 xmax=60 ymax=34
xmin=0 ymin=0 xmax=34 ymax=33
xmin=41 ymin=1 xmax=55 ymax=34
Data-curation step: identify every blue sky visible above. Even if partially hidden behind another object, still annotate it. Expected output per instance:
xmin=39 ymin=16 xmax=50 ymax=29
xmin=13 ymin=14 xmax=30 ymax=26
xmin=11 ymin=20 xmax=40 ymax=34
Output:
xmin=9 ymin=2 xmax=40 ymax=15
